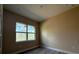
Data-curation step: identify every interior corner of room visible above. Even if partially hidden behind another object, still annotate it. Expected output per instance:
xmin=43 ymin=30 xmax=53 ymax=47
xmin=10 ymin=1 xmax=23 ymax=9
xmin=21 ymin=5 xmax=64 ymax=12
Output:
xmin=1 ymin=4 xmax=79 ymax=54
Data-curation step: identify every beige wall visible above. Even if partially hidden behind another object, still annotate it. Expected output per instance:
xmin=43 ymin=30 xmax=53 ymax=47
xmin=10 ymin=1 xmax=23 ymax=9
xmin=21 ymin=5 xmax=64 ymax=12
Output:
xmin=41 ymin=6 xmax=79 ymax=53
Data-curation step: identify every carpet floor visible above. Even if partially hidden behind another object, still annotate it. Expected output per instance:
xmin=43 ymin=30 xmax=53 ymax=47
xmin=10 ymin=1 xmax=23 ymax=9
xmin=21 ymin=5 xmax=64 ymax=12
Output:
xmin=23 ymin=47 xmax=66 ymax=54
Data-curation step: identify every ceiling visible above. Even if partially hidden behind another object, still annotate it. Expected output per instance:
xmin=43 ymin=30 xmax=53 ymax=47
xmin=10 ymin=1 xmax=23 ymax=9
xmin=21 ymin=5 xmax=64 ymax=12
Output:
xmin=4 ymin=4 xmax=79 ymax=22
xmin=0 ymin=5 xmax=2 ymax=16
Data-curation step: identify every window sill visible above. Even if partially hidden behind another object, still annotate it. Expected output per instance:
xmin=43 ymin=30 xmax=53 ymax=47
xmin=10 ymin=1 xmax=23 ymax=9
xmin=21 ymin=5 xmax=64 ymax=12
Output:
xmin=16 ymin=40 xmax=35 ymax=42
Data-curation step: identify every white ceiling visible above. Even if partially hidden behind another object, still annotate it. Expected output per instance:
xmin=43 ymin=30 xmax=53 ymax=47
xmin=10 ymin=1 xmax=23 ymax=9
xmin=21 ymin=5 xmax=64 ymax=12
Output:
xmin=4 ymin=4 xmax=79 ymax=22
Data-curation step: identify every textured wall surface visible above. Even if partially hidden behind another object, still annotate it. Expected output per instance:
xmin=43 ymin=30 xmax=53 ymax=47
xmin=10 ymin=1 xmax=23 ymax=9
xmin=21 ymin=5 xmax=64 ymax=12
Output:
xmin=3 ymin=9 xmax=40 ymax=53
xmin=0 ymin=4 xmax=2 ymax=49
xmin=0 ymin=15 xmax=1 ymax=48
xmin=0 ymin=5 xmax=2 ymax=54
xmin=41 ymin=6 xmax=79 ymax=53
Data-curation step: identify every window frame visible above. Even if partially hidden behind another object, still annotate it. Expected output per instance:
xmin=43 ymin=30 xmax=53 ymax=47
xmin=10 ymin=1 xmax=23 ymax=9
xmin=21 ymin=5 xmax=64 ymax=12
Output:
xmin=16 ymin=22 xmax=36 ymax=43
xmin=27 ymin=25 xmax=36 ymax=41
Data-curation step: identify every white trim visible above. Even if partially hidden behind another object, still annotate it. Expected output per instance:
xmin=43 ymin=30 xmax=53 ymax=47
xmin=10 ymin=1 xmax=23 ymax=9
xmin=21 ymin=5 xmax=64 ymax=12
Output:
xmin=12 ymin=45 xmax=40 ymax=54
xmin=43 ymin=46 xmax=77 ymax=54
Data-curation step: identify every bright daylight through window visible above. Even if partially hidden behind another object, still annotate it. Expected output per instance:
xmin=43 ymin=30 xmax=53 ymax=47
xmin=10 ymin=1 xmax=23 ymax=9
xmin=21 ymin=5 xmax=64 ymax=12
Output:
xmin=16 ymin=22 xmax=36 ymax=42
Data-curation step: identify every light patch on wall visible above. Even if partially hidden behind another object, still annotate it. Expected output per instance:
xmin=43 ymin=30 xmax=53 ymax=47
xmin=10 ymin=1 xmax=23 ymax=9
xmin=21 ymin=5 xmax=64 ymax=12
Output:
xmin=41 ymin=6 xmax=79 ymax=53
xmin=41 ymin=23 xmax=59 ymax=47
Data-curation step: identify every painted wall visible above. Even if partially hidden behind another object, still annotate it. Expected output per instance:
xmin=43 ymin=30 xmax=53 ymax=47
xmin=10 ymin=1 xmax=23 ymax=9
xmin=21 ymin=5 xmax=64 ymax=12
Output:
xmin=0 ymin=5 xmax=2 ymax=49
xmin=41 ymin=6 xmax=79 ymax=53
xmin=0 ymin=15 xmax=1 ymax=48
xmin=0 ymin=12 xmax=1 ymax=48
xmin=0 ymin=4 xmax=2 ymax=54
xmin=3 ymin=9 xmax=40 ymax=53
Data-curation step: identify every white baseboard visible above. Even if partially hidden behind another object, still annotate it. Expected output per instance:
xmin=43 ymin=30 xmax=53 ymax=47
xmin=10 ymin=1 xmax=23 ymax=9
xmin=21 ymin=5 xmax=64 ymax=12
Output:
xmin=43 ymin=46 xmax=76 ymax=54
xmin=12 ymin=45 xmax=40 ymax=54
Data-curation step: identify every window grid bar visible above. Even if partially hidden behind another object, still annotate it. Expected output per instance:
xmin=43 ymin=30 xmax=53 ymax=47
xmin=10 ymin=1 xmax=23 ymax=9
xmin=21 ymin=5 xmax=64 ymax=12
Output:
xmin=16 ymin=32 xmax=36 ymax=34
xmin=16 ymin=23 xmax=36 ymax=42
xmin=16 ymin=32 xmax=27 ymax=33
xmin=26 ymin=25 xmax=28 ymax=41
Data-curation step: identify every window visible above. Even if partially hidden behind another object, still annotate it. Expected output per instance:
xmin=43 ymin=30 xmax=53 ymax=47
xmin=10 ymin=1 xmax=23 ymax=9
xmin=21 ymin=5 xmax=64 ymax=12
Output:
xmin=28 ymin=25 xmax=36 ymax=40
xmin=16 ymin=23 xmax=27 ymax=42
xmin=16 ymin=22 xmax=36 ymax=42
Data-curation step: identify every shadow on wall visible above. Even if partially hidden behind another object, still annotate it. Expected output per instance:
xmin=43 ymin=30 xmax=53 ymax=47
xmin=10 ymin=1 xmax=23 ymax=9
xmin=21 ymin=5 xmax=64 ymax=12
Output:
xmin=0 ymin=4 xmax=2 ymax=53
xmin=41 ymin=6 xmax=79 ymax=54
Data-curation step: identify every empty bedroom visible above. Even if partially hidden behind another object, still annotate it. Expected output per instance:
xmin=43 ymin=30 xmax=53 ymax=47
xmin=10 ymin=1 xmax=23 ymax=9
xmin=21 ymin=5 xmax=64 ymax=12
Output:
xmin=3 ymin=4 xmax=79 ymax=54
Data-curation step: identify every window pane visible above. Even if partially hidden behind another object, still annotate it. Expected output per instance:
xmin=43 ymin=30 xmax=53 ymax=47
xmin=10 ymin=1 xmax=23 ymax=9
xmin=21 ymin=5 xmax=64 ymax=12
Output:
xmin=28 ymin=33 xmax=35 ymax=40
xmin=16 ymin=33 xmax=26 ymax=42
xmin=16 ymin=23 xmax=26 ymax=32
xmin=28 ymin=25 xmax=35 ymax=33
